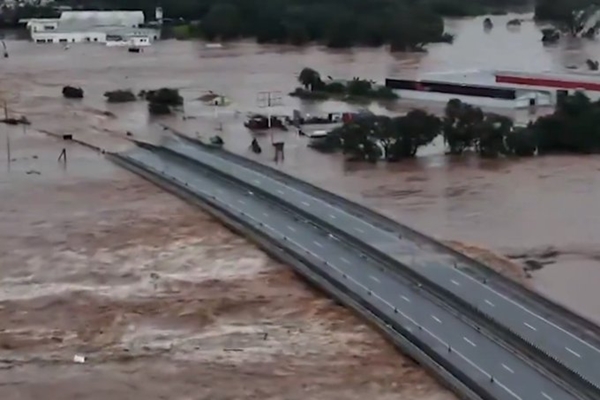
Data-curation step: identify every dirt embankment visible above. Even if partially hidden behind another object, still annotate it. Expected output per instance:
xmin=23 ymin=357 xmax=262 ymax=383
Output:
xmin=445 ymin=241 xmax=531 ymax=286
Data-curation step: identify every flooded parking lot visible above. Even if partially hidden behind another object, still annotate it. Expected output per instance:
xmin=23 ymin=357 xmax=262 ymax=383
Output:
xmin=2 ymin=11 xmax=600 ymax=398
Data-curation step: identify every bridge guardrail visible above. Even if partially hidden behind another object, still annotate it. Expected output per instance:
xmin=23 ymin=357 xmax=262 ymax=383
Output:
xmin=150 ymin=139 xmax=596 ymax=400
xmin=107 ymin=150 xmax=487 ymax=400
xmin=166 ymin=127 xmax=600 ymax=350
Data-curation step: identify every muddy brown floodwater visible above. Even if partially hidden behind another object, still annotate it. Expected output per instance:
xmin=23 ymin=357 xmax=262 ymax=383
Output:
xmin=1 ymin=11 xmax=600 ymax=399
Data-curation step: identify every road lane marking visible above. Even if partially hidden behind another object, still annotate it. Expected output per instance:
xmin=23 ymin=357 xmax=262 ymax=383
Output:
xmin=263 ymin=212 xmax=269 ymax=217
xmin=370 ymin=275 xmax=380 ymax=284
xmin=401 ymin=295 xmax=411 ymax=303
xmin=566 ymin=347 xmax=581 ymax=358
xmin=431 ymin=315 xmax=442 ymax=324
xmin=227 ymin=198 xmax=523 ymax=400
xmin=239 ymin=170 xmax=599 ymax=365
xmin=463 ymin=337 xmax=477 ymax=347
xmin=354 ymin=227 xmax=364 ymax=233
xmin=287 ymin=226 xmax=296 ymax=232
xmin=252 ymin=179 xmax=261 ymax=185
xmin=301 ymin=201 xmax=310 ymax=207
xmin=340 ymin=257 xmax=350 ymax=264
xmin=453 ymin=268 xmax=600 ymax=355
xmin=485 ymin=299 xmax=495 ymax=307
xmin=541 ymin=392 xmax=553 ymax=400
xmin=524 ymin=322 xmax=537 ymax=331
xmin=273 ymin=236 xmax=523 ymax=400
xmin=237 ymin=200 xmax=245 ymax=205
xmin=329 ymin=214 xmax=336 ymax=219
xmin=313 ymin=241 xmax=323 ymax=248
xmin=451 ymin=279 xmax=460 ymax=286
xmin=501 ymin=363 xmax=514 ymax=374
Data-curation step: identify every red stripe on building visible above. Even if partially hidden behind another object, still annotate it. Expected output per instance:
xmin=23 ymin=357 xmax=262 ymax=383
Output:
xmin=496 ymin=75 xmax=600 ymax=92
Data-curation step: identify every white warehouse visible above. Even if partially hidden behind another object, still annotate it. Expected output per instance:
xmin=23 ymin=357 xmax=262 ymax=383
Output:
xmin=26 ymin=10 xmax=160 ymax=46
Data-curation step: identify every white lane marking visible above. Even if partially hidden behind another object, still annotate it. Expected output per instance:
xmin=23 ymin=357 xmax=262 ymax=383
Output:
xmin=301 ymin=201 xmax=310 ymax=207
xmin=216 ymin=195 xmax=522 ymax=400
xmin=370 ymin=275 xmax=381 ymax=284
xmin=401 ymin=295 xmax=411 ymax=303
xmin=452 ymin=267 xmax=600 ymax=356
xmin=223 ymin=160 xmax=596 ymax=364
xmin=340 ymin=257 xmax=350 ymax=264
xmin=485 ymin=299 xmax=495 ymax=307
xmin=502 ymin=363 xmax=514 ymax=374
xmin=287 ymin=226 xmax=296 ymax=232
xmin=252 ymin=179 xmax=261 ymax=185
xmin=329 ymin=214 xmax=336 ymax=219
xmin=463 ymin=337 xmax=477 ymax=347
xmin=237 ymin=199 xmax=245 ymax=205
xmin=451 ymin=279 xmax=460 ymax=286
xmin=565 ymin=347 xmax=581 ymax=358
xmin=216 ymin=201 xmax=523 ymax=400
xmin=313 ymin=241 xmax=323 ymax=248
xmin=524 ymin=322 xmax=537 ymax=331
xmin=354 ymin=227 xmax=364 ymax=233
xmin=263 ymin=212 xmax=269 ymax=217
xmin=431 ymin=315 xmax=442 ymax=324
xmin=541 ymin=392 xmax=553 ymax=400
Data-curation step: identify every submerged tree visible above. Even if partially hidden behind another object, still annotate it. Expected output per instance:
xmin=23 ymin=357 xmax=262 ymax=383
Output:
xmin=535 ymin=0 xmax=600 ymax=37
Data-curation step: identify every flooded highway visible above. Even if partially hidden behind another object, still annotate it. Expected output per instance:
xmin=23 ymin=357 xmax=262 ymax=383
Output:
xmin=2 ymin=11 xmax=600 ymax=327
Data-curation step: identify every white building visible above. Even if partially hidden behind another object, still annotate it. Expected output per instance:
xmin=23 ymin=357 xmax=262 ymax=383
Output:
xmin=26 ymin=10 xmax=160 ymax=46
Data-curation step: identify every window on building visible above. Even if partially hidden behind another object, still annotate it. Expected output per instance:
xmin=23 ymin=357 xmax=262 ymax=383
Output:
xmin=59 ymin=38 xmax=67 ymax=43
xmin=93 ymin=38 xmax=98 ymax=42
xmin=36 ymin=39 xmax=45 ymax=43
xmin=44 ymin=25 xmax=55 ymax=30
xmin=85 ymin=37 xmax=90 ymax=42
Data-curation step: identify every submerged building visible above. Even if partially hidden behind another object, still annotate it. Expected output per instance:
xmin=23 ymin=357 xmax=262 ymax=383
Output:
xmin=25 ymin=10 xmax=160 ymax=46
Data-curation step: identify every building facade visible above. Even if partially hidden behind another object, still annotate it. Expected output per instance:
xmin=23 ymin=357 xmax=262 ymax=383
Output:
xmin=26 ymin=10 xmax=160 ymax=45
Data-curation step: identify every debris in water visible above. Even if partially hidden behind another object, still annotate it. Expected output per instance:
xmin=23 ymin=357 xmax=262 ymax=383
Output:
xmin=73 ymin=354 xmax=86 ymax=363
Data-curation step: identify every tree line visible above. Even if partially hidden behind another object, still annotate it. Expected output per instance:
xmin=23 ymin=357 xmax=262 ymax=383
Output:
xmin=3 ymin=0 xmax=529 ymax=48
xmin=316 ymin=92 xmax=600 ymax=162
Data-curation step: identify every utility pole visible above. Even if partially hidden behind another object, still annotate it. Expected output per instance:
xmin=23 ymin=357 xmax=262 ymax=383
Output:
xmin=3 ymin=101 xmax=9 ymax=170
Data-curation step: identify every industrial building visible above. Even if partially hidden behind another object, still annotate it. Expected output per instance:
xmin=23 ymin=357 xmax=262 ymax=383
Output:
xmin=385 ymin=69 xmax=600 ymax=109
xmin=25 ymin=10 xmax=160 ymax=46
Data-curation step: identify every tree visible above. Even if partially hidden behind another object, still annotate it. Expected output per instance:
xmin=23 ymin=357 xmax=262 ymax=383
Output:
xmin=443 ymin=99 xmax=484 ymax=154
xmin=535 ymin=0 xmax=600 ymax=37
xmin=505 ymin=127 xmax=537 ymax=156
xmin=476 ymin=114 xmax=513 ymax=158
xmin=298 ymin=68 xmax=323 ymax=91
xmin=201 ymin=3 xmax=242 ymax=40
xmin=388 ymin=110 xmax=441 ymax=160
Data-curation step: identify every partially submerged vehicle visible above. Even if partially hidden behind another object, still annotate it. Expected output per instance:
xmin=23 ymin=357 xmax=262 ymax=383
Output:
xmin=244 ymin=113 xmax=289 ymax=131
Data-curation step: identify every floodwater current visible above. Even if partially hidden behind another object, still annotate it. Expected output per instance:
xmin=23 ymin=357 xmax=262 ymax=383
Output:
xmin=2 ymin=12 xmax=600 ymax=322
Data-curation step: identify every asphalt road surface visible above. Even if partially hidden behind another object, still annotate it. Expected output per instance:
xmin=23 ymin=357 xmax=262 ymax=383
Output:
xmin=122 ymin=146 xmax=577 ymax=400
xmin=162 ymin=136 xmax=600 ymax=389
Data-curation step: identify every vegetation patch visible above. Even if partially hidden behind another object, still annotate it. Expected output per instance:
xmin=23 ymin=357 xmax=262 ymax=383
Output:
xmin=62 ymin=86 xmax=84 ymax=99
xmin=139 ymin=88 xmax=184 ymax=115
xmin=104 ymin=89 xmax=137 ymax=103
xmin=291 ymin=68 xmax=398 ymax=103
xmin=317 ymin=93 xmax=600 ymax=162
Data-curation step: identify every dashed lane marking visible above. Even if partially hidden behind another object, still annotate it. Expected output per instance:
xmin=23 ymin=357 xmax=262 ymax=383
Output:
xmin=565 ymin=347 xmax=581 ymax=358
